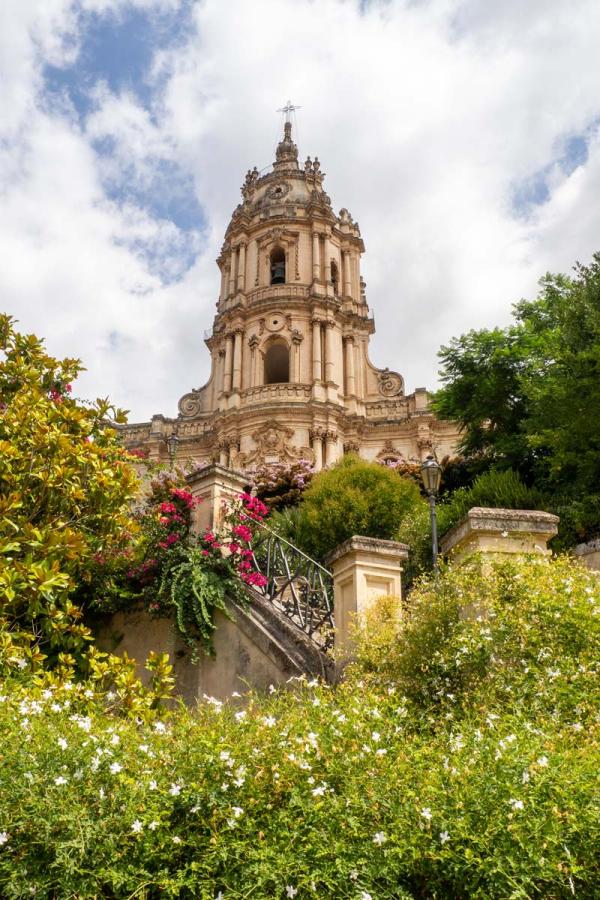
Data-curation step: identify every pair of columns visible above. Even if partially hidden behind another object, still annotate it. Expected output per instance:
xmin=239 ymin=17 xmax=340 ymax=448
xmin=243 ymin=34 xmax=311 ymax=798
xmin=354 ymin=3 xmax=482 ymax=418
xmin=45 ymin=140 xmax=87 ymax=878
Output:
xmin=226 ymin=243 xmax=247 ymax=297
xmin=312 ymin=319 xmax=356 ymax=395
xmin=222 ymin=330 xmax=243 ymax=394
xmin=311 ymin=232 xmax=354 ymax=298
xmin=311 ymin=427 xmax=338 ymax=469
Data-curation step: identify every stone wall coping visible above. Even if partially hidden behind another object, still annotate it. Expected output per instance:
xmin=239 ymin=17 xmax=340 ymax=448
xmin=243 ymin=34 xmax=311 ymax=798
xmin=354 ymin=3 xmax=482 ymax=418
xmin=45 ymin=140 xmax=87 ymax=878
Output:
xmin=325 ymin=534 xmax=410 ymax=567
xmin=441 ymin=506 xmax=559 ymax=555
xmin=574 ymin=539 xmax=600 ymax=556
xmin=186 ymin=462 xmax=249 ymax=486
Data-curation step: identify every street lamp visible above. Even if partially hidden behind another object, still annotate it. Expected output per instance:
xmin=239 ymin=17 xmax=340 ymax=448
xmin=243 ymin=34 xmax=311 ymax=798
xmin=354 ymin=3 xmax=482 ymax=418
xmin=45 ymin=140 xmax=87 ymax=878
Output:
xmin=166 ymin=432 xmax=179 ymax=468
xmin=420 ymin=455 xmax=442 ymax=573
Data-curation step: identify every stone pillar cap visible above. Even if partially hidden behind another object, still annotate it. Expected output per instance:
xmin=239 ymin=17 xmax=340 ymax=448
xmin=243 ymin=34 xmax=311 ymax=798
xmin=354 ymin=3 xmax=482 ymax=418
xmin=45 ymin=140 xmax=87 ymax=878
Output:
xmin=325 ymin=534 xmax=410 ymax=567
xmin=441 ymin=507 xmax=559 ymax=556
xmin=186 ymin=462 xmax=249 ymax=485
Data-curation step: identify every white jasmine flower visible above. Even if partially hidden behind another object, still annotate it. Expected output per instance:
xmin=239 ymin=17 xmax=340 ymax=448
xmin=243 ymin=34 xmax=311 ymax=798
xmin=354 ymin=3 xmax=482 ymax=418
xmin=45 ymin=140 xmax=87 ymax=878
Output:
xmin=0 ymin=832 xmax=9 ymax=845
xmin=373 ymin=831 xmax=387 ymax=845
xmin=361 ymin=893 xmax=372 ymax=900
xmin=509 ymin=798 xmax=524 ymax=810
xmin=169 ymin=783 xmax=182 ymax=796
xmin=537 ymin=755 xmax=549 ymax=767
xmin=231 ymin=806 xmax=244 ymax=818
xmin=234 ymin=711 xmax=246 ymax=722
xmin=522 ymin=770 xmax=530 ymax=784
xmin=371 ymin=731 xmax=381 ymax=742
xmin=421 ymin=807 xmax=432 ymax=821
xmin=349 ymin=869 xmax=358 ymax=881
xmin=50 ymin=703 xmax=62 ymax=713
xmin=311 ymin=784 xmax=326 ymax=797
xmin=139 ymin=744 xmax=149 ymax=754
xmin=149 ymin=780 xmax=158 ymax=791
xmin=57 ymin=738 xmax=68 ymax=750
xmin=54 ymin=776 xmax=68 ymax=785
xmin=219 ymin=750 xmax=231 ymax=762
xmin=268 ymin=684 xmax=276 ymax=694
xmin=263 ymin=716 xmax=276 ymax=727
xmin=99 ymin=788 xmax=105 ymax=800
xmin=172 ymin=836 xmax=182 ymax=844
xmin=376 ymin=748 xmax=387 ymax=756
xmin=148 ymin=821 xmax=159 ymax=831
xmin=110 ymin=734 xmax=120 ymax=746
xmin=109 ymin=762 xmax=122 ymax=774
xmin=131 ymin=820 xmax=143 ymax=834
xmin=285 ymin=887 xmax=297 ymax=898
xmin=231 ymin=691 xmax=241 ymax=697
xmin=153 ymin=721 xmax=166 ymax=733
xmin=439 ymin=830 xmax=450 ymax=844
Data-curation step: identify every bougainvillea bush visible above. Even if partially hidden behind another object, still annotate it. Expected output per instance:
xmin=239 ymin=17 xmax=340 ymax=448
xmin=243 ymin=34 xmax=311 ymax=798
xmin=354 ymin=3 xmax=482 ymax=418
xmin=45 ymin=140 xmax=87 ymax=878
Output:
xmin=1 ymin=556 xmax=597 ymax=898
xmin=249 ymin=459 xmax=315 ymax=511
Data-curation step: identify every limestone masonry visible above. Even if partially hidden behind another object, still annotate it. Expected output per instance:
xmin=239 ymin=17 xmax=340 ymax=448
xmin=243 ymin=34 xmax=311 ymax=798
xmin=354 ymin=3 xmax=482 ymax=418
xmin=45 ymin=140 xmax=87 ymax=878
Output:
xmin=120 ymin=121 xmax=460 ymax=470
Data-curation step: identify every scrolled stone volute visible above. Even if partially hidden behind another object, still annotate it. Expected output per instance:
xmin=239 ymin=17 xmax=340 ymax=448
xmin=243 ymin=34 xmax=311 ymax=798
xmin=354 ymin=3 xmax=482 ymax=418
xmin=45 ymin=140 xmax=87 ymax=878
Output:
xmin=178 ymin=391 xmax=203 ymax=418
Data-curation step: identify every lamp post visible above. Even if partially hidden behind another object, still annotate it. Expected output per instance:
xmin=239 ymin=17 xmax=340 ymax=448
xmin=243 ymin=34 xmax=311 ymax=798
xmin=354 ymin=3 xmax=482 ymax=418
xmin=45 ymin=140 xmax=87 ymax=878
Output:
xmin=420 ymin=455 xmax=442 ymax=573
xmin=166 ymin=432 xmax=179 ymax=469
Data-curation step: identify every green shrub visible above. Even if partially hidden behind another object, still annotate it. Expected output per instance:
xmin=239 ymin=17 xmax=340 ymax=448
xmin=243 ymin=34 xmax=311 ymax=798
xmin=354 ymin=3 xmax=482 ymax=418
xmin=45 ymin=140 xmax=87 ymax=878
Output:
xmin=295 ymin=455 xmax=424 ymax=561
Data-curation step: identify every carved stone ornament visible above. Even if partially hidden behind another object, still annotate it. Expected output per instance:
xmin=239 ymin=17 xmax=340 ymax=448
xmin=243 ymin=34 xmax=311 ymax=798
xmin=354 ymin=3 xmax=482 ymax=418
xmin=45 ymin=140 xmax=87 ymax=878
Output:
xmin=237 ymin=423 xmax=315 ymax=469
xmin=265 ymin=312 xmax=286 ymax=333
xmin=376 ymin=440 xmax=404 ymax=464
xmin=378 ymin=368 xmax=404 ymax=397
xmin=266 ymin=182 xmax=291 ymax=201
xmin=178 ymin=391 xmax=203 ymax=418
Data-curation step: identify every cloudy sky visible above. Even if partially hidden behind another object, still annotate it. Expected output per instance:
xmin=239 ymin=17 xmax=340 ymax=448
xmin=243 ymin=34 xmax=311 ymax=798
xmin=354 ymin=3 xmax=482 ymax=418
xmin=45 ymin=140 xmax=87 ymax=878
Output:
xmin=2 ymin=0 xmax=600 ymax=422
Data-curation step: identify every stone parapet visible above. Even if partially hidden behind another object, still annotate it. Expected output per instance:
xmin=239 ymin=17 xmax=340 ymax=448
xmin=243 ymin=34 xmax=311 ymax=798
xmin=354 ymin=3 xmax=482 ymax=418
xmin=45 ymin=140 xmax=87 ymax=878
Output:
xmin=441 ymin=507 xmax=559 ymax=567
xmin=325 ymin=535 xmax=409 ymax=655
xmin=574 ymin=539 xmax=600 ymax=571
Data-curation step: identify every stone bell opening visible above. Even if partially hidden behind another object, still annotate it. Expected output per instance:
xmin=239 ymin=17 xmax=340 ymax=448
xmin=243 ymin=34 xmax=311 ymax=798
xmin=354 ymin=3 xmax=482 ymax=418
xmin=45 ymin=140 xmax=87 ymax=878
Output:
xmin=270 ymin=247 xmax=286 ymax=285
xmin=264 ymin=340 xmax=290 ymax=384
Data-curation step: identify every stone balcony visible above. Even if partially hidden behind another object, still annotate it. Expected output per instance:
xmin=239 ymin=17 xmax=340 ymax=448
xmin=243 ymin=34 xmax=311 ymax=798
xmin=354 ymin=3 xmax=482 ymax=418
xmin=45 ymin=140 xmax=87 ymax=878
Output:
xmin=246 ymin=284 xmax=310 ymax=304
xmin=240 ymin=383 xmax=312 ymax=404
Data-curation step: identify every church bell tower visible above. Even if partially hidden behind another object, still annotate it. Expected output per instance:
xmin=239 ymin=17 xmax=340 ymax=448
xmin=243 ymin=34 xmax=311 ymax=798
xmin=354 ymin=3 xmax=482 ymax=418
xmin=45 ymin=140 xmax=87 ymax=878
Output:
xmin=124 ymin=115 xmax=459 ymax=471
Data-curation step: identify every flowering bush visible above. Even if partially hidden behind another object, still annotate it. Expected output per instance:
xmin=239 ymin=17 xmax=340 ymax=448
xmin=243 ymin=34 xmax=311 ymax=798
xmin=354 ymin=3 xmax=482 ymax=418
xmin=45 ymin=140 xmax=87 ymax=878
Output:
xmin=1 ymin=557 xmax=597 ymax=897
xmin=0 ymin=315 xmax=139 ymax=671
xmin=249 ymin=459 xmax=315 ymax=511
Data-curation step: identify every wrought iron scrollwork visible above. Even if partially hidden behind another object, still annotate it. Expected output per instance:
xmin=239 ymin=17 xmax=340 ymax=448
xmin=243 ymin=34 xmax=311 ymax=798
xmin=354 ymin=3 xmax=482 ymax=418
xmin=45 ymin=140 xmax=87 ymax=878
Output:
xmin=247 ymin=521 xmax=335 ymax=650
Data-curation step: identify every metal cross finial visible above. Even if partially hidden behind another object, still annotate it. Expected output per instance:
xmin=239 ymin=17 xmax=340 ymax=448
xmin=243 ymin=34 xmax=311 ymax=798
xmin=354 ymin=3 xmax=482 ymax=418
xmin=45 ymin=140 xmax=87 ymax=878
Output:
xmin=277 ymin=100 xmax=301 ymax=123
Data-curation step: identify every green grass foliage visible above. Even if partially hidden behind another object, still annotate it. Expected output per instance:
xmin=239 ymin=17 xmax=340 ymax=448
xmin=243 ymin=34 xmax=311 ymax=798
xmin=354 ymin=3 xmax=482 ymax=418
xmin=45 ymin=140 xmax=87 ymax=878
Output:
xmin=294 ymin=455 xmax=423 ymax=561
xmin=0 ymin=557 xmax=598 ymax=898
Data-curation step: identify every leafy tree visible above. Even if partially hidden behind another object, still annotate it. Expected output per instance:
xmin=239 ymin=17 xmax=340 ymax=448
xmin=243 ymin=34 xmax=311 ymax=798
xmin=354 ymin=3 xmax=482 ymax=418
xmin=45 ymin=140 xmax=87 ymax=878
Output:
xmin=433 ymin=254 xmax=600 ymax=541
xmin=0 ymin=315 xmax=138 ymax=666
xmin=295 ymin=455 xmax=423 ymax=561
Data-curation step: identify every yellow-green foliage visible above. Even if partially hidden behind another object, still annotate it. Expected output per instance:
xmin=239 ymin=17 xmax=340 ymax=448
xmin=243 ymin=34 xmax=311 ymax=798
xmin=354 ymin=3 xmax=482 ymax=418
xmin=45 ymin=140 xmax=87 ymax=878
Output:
xmin=0 ymin=315 xmax=139 ymax=667
xmin=295 ymin=455 xmax=424 ymax=560
xmin=0 ymin=557 xmax=597 ymax=897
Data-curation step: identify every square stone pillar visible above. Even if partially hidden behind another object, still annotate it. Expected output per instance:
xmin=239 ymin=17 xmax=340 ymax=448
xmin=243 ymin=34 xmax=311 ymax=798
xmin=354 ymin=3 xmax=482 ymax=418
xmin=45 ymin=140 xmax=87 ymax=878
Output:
xmin=325 ymin=536 xmax=409 ymax=655
xmin=440 ymin=507 xmax=559 ymax=568
xmin=574 ymin=540 xmax=600 ymax=571
xmin=186 ymin=463 xmax=249 ymax=535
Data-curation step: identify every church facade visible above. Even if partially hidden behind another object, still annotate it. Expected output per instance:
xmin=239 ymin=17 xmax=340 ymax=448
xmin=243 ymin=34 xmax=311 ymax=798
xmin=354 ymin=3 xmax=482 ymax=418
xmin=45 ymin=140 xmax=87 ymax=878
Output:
xmin=121 ymin=121 xmax=460 ymax=471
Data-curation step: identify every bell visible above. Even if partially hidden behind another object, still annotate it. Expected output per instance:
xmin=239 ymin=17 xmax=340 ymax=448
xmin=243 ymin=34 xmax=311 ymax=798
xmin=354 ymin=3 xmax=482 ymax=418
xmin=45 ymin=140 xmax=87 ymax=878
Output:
xmin=271 ymin=262 xmax=286 ymax=284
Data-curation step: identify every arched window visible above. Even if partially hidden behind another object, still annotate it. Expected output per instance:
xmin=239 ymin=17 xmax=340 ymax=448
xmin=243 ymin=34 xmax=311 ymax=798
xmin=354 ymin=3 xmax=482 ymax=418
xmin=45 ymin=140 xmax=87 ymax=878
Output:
xmin=331 ymin=260 xmax=339 ymax=295
xmin=270 ymin=247 xmax=286 ymax=285
xmin=264 ymin=340 xmax=290 ymax=384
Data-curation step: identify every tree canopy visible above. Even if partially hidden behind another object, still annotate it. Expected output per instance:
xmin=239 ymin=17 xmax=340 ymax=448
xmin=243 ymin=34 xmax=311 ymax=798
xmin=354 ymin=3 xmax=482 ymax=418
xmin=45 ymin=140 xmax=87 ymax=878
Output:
xmin=433 ymin=254 xmax=600 ymax=542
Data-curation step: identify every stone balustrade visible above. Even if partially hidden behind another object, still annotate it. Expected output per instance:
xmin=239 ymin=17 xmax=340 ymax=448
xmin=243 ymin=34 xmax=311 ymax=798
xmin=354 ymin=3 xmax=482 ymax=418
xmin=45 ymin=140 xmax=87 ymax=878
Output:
xmin=241 ymin=383 xmax=312 ymax=404
xmin=574 ymin=539 xmax=600 ymax=571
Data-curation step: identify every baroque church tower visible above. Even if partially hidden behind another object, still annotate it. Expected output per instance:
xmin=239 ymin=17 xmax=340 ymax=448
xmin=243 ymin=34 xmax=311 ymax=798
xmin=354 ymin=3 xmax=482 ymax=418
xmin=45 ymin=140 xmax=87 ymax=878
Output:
xmin=122 ymin=120 xmax=459 ymax=470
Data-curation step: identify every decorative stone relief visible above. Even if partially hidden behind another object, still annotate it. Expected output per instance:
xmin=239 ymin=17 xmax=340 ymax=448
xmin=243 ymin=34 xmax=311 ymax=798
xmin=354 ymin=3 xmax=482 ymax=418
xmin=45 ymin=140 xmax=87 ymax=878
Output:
xmin=378 ymin=368 xmax=404 ymax=397
xmin=178 ymin=391 xmax=203 ymax=418
xmin=237 ymin=423 xmax=315 ymax=468
xmin=264 ymin=313 xmax=286 ymax=333
xmin=266 ymin=182 xmax=291 ymax=201
xmin=376 ymin=439 xmax=404 ymax=465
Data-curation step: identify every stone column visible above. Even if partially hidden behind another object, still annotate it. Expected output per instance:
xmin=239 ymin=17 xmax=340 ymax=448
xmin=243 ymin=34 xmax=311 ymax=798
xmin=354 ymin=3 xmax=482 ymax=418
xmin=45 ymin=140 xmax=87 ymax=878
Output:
xmin=354 ymin=340 xmax=364 ymax=399
xmin=343 ymin=250 xmax=352 ymax=297
xmin=223 ymin=334 xmax=234 ymax=394
xmin=187 ymin=463 xmax=249 ymax=535
xmin=325 ymin=536 xmax=409 ymax=656
xmin=228 ymin=248 xmax=237 ymax=297
xmin=312 ymin=232 xmax=320 ymax=282
xmin=344 ymin=336 xmax=355 ymax=396
xmin=291 ymin=330 xmax=303 ymax=383
xmin=237 ymin=242 xmax=246 ymax=293
xmin=248 ymin=335 xmax=259 ymax=388
xmin=312 ymin=318 xmax=322 ymax=382
xmin=324 ymin=430 xmax=338 ymax=466
xmin=216 ymin=347 xmax=226 ymax=397
xmin=232 ymin=329 xmax=243 ymax=392
xmin=324 ymin=320 xmax=336 ymax=383
xmin=311 ymin=428 xmax=324 ymax=471
xmin=322 ymin=234 xmax=331 ymax=286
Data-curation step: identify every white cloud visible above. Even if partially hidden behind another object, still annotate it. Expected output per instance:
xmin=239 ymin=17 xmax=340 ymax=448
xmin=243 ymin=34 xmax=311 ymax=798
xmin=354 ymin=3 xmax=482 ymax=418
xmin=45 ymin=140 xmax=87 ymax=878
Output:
xmin=2 ymin=0 xmax=600 ymax=421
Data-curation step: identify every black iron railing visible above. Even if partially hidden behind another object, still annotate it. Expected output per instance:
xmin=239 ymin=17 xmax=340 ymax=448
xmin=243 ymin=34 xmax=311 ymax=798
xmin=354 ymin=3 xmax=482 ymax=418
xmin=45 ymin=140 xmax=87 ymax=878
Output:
xmin=248 ymin=520 xmax=335 ymax=650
